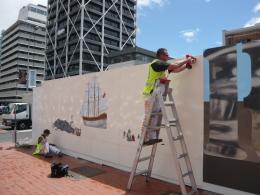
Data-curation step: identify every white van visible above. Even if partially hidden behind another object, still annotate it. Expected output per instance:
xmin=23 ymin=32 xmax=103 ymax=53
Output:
xmin=2 ymin=103 xmax=31 ymax=130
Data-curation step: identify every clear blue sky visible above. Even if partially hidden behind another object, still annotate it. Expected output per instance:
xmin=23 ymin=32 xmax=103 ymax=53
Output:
xmin=137 ymin=0 xmax=260 ymax=58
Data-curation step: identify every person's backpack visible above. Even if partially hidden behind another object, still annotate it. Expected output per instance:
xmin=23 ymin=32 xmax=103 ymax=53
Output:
xmin=51 ymin=162 xmax=69 ymax=178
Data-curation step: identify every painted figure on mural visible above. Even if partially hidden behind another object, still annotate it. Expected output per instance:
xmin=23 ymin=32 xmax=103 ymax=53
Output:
xmin=53 ymin=115 xmax=81 ymax=136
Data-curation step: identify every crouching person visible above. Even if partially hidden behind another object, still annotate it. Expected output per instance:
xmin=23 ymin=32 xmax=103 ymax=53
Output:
xmin=33 ymin=129 xmax=63 ymax=158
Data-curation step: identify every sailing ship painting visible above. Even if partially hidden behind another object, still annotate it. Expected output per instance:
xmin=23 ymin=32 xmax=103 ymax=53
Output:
xmin=80 ymin=76 xmax=108 ymax=129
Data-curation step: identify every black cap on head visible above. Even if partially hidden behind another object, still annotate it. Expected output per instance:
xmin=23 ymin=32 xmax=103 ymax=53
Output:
xmin=43 ymin=129 xmax=51 ymax=135
xmin=156 ymin=48 xmax=168 ymax=58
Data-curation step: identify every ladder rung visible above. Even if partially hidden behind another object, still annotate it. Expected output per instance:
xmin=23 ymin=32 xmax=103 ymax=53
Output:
xmin=138 ymin=156 xmax=151 ymax=162
xmin=182 ymin=171 xmax=192 ymax=178
xmin=161 ymin=121 xmax=176 ymax=128
xmin=135 ymin=170 xmax=148 ymax=176
xmin=178 ymin=153 xmax=188 ymax=159
xmin=151 ymin=112 xmax=162 ymax=116
xmin=145 ymin=125 xmax=161 ymax=129
xmin=173 ymin=135 xmax=183 ymax=141
xmin=187 ymin=189 xmax=197 ymax=195
xmin=164 ymin=101 xmax=174 ymax=106
xmin=169 ymin=119 xmax=177 ymax=123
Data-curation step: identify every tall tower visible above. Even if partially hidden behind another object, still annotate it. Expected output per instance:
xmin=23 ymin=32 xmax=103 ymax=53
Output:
xmin=45 ymin=0 xmax=137 ymax=80
xmin=0 ymin=4 xmax=46 ymax=103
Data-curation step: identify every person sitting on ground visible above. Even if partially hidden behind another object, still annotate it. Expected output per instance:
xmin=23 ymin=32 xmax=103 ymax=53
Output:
xmin=33 ymin=129 xmax=63 ymax=157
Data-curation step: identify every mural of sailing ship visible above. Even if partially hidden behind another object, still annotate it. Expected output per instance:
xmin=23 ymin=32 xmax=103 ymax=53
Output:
xmin=53 ymin=115 xmax=81 ymax=136
xmin=81 ymin=76 xmax=108 ymax=129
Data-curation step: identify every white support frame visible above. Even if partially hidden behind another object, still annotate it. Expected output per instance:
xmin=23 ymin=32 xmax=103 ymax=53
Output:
xmin=45 ymin=0 xmax=136 ymax=79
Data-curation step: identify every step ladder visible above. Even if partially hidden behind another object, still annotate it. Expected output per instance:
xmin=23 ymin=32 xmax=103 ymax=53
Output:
xmin=127 ymin=78 xmax=198 ymax=195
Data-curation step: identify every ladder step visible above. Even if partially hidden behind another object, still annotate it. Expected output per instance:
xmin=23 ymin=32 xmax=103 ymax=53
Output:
xmin=164 ymin=101 xmax=174 ymax=106
xmin=169 ymin=119 xmax=177 ymax=123
xmin=143 ymin=139 xmax=163 ymax=146
xmin=151 ymin=111 xmax=162 ymax=116
xmin=138 ymin=156 xmax=151 ymax=162
xmin=182 ymin=171 xmax=192 ymax=178
xmin=145 ymin=125 xmax=162 ymax=129
xmin=173 ymin=135 xmax=183 ymax=141
xmin=135 ymin=170 xmax=148 ymax=176
xmin=161 ymin=120 xmax=176 ymax=128
xmin=178 ymin=153 xmax=188 ymax=159
xmin=187 ymin=189 xmax=198 ymax=195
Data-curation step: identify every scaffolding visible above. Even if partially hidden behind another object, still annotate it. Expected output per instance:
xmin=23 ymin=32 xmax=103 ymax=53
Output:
xmin=45 ymin=0 xmax=137 ymax=79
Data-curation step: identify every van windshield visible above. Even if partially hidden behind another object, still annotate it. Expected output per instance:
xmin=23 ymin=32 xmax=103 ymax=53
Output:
xmin=6 ymin=104 xmax=27 ymax=114
xmin=7 ymin=104 xmax=15 ymax=114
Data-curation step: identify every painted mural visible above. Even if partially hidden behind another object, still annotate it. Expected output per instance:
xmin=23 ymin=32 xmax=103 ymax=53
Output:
xmin=123 ymin=129 xmax=139 ymax=142
xmin=53 ymin=116 xmax=81 ymax=136
xmin=203 ymin=42 xmax=260 ymax=194
xmin=80 ymin=76 xmax=107 ymax=129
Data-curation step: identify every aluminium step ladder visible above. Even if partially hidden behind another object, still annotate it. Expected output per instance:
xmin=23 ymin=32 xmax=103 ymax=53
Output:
xmin=127 ymin=78 xmax=198 ymax=195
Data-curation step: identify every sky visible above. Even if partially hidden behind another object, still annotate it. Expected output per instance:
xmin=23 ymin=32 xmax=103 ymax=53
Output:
xmin=0 ymin=0 xmax=260 ymax=58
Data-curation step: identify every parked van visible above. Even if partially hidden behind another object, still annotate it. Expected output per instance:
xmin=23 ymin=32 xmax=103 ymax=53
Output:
xmin=2 ymin=103 xmax=31 ymax=130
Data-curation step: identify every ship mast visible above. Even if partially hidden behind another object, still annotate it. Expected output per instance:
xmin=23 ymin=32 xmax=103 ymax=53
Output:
xmin=87 ymin=83 xmax=90 ymax=117
xmin=94 ymin=78 xmax=96 ymax=117
xmin=98 ymin=86 xmax=100 ymax=115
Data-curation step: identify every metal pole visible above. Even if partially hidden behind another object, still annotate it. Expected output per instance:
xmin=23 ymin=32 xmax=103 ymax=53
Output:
xmin=14 ymin=104 xmax=17 ymax=147
xmin=79 ymin=0 xmax=84 ymax=75
xmin=120 ymin=0 xmax=123 ymax=50
xmin=101 ymin=0 xmax=105 ymax=71
xmin=65 ymin=0 xmax=71 ymax=75
xmin=54 ymin=0 xmax=59 ymax=77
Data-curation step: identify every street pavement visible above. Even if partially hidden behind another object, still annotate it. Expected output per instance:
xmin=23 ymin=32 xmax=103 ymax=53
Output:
xmin=0 ymin=124 xmax=32 ymax=144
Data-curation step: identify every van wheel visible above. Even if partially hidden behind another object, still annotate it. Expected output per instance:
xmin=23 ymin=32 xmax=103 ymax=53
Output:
xmin=18 ymin=122 xmax=27 ymax=130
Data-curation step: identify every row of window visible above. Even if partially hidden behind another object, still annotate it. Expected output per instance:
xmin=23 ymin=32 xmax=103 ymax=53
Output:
xmin=29 ymin=6 xmax=47 ymax=16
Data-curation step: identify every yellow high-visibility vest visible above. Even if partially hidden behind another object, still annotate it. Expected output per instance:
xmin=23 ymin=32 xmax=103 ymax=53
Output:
xmin=33 ymin=136 xmax=43 ymax=155
xmin=143 ymin=59 xmax=166 ymax=96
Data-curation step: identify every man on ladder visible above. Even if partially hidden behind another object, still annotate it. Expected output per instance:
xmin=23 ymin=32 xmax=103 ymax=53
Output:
xmin=143 ymin=48 xmax=195 ymax=144
xmin=127 ymin=48 xmax=198 ymax=195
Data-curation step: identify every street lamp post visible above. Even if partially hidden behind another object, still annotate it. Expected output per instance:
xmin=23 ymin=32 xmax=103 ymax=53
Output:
xmin=14 ymin=104 xmax=17 ymax=146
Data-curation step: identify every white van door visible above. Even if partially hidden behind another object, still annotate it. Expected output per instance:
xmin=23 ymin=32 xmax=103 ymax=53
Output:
xmin=15 ymin=104 xmax=29 ymax=120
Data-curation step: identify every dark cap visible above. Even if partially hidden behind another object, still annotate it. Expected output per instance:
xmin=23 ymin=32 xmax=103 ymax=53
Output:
xmin=43 ymin=129 xmax=51 ymax=135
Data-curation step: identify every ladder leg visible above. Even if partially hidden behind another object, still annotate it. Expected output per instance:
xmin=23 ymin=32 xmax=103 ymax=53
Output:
xmin=127 ymin=128 xmax=146 ymax=190
xmin=157 ymin=94 xmax=189 ymax=195
xmin=127 ymin=96 xmax=157 ymax=190
xmin=167 ymin=92 xmax=198 ymax=194
xmin=146 ymin=100 xmax=163 ymax=181
xmin=146 ymin=143 xmax=158 ymax=182
xmin=168 ymin=92 xmax=198 ymax=193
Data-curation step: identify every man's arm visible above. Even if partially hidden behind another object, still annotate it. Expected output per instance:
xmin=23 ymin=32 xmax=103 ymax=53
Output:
xmin=168 ymin=57 xmax=195 ymax=73
xmin=151 ymin=60 xmax=170 ymax=72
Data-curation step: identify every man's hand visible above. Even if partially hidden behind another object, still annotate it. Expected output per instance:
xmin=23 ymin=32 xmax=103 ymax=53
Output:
xmin=186 ymin=55 xmax=196 ymax=69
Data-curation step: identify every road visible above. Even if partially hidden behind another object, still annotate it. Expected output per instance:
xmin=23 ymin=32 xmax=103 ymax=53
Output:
xmin=0 ymin=124 xmax=32 ymax=144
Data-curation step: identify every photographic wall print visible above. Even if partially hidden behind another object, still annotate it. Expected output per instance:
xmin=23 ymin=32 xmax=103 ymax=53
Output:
xmin=203 ymin=42 xmax=260 ymax=194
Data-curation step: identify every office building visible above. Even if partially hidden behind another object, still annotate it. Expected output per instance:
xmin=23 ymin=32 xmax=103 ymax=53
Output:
xmin=0 ymin=4 xmax=47 ymax=102
xmin=223 ymin=23 xmax=260 ymax=46
xmin=45 ymin=0 xmax=136 ymax=80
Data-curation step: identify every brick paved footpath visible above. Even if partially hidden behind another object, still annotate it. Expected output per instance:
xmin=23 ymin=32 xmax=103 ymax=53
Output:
xmin=0 ymin=142 xmax=208 ymax=195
